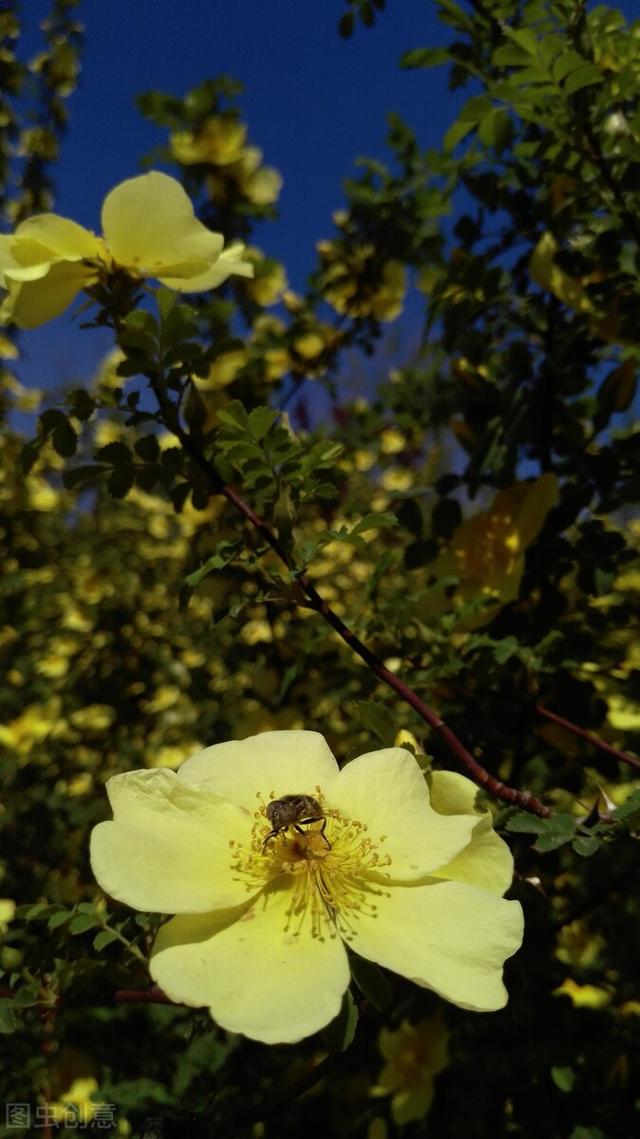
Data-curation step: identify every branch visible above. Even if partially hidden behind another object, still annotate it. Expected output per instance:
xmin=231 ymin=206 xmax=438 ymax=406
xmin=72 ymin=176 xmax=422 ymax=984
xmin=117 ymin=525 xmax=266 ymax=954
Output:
xmin=149 ymin=371 xmax=550 ymax=818
xmin=535 ymin=704 xmax=640 ymax=774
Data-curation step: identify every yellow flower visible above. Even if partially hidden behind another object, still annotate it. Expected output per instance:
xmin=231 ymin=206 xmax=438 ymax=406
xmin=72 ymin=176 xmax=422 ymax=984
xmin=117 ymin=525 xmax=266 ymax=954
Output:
xmin=422 ymin=474 xmax=558 ymax=627
xmin=49 ymin=1077 xmax=105 ymax=1125
xmin=554 ymin=978 xmax=612 ymax=1009
xmin=90 ymin=731 xmax=523 ymax=1044
xmin=0 ymin=171 xmax=253 ymax=328
xmin=170 ymin=117 xmax=247 ymax=167
xmin=371 ymin=1014 xmax=449 ymax=1124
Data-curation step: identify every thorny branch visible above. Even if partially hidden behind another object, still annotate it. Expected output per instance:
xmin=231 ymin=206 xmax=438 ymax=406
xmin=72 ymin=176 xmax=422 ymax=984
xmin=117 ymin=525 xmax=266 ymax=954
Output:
xmin=148 ymin=360 xmax=550 ymax=819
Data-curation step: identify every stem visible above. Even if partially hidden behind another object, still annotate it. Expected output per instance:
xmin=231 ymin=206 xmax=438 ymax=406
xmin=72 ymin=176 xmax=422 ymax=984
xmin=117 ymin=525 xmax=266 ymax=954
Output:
xmin=148 ymin=363 xmax=550 ymax=818
xmin=535 ymin=704 xmax=640 ymax=774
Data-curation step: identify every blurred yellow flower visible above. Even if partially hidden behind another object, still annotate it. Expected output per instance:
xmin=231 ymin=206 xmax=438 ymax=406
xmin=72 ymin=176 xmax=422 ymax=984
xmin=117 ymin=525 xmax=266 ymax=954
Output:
xmin=371 ymin=1014 xmax=449 ymax=1124
xmin=554 ymin=978 xmax=612 ymax=1009
xmin=91 ymin=731 xmax=523 ymax=1043
xmin=421 ymin=474 xmax=559 ymax=627
xmin=49 ymin=1077 xmax=106 ymax=1125
xmin=0 ymin=171 xmax=253 ymax=328
xmin=170 ymin=116 xmax=247 ymax=166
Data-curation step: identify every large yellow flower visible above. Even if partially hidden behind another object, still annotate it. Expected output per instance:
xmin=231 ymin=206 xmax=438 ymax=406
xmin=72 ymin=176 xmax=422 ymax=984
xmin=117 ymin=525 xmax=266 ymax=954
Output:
xmin=0 ymin=171 xmax=253 ymax=328
xmin=90 ymin=730 xmax=523 ymax=1044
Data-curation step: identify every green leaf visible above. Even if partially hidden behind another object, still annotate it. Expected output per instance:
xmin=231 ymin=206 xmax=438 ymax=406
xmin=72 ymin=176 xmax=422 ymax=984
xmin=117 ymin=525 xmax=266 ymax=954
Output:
xmin=96 ymin=441 xmax=133 ymax=465
xmin=185 ymin=540 xmax=244 ymax=589
xmin=63 ymin=464 xmax=106 ymax=489
xmin=562 ymin=63 xmax=602 ymax=97
xmin=458 ymin=95 xmax=494 ymax=124
xmin=216 ymin=399 xmax=251 ymax=431
xmin=613 ymin=789 xmax=640 ymax=824
xmin=135 ymin=434 xmax=161 ymax=462
xmin=322 ymin=989 xmax=358 ymax=1052
xmin=69 ymin=913 xmax=100 ymax=934
xmin=0 ymin=1000 xmax=17 ymax=1034
xmin=352 ymin=511 xmax=397 ymax=536
xmin=248 ymin=406 xmax=278 ymax=441
xmin=47 ymin=909 xmax=71 ymax=930
xmin=443 ymin=117 xmax=476 ymax=151
xmin=504 ymin=811 xmax=547 ymax=834
xmin=93 ymin=929 xmax=120 ymax=951
xmin=533 ymin=813 xmax=577 ymax=852
xmin=572 ymin=835 xmax=601 ymax=857
xmin=353 ymin=700 xmax=396 ymax=746
xmin=350 ymin=954 xmax=392 ymax=1011
xmin=108 ymin=466 xmax=135 ymax=499
xmin=13 ymin=983 xmax=39 ymax=1008
xmin=401 ymin=46 xmax=450 ymax=69
xmin=66 ymin=388 xmax=96 ymax=421
xmin=551 ymin=1065 xmax=575 ymax=1092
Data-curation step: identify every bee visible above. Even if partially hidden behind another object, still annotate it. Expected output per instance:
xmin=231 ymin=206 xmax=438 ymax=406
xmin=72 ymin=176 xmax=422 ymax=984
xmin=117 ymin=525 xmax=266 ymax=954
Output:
xmin=262 ymin=793 xmax=331 ymax=853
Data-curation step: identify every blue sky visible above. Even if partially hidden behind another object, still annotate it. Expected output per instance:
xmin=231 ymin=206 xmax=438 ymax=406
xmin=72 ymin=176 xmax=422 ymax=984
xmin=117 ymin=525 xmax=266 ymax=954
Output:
xmin=16 ymin=0 xmax=453 ymax=395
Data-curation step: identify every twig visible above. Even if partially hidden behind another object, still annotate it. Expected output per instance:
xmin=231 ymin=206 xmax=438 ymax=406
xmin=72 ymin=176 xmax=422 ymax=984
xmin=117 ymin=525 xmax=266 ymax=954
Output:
xmin=148 ymin=365 xmax=550 ymax=818
xmin=535 ymin=704 xmax=640 ymax=774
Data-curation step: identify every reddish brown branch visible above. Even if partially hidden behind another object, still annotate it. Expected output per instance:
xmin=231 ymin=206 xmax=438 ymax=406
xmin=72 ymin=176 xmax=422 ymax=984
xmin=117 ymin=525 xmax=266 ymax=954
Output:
xmin=535 ymin=704 xmax=640 ymax=774
xmin=149 ymin=373 xmax=549 ymax=817
xmin=115 ymin=986 xmax=178 ymax=1005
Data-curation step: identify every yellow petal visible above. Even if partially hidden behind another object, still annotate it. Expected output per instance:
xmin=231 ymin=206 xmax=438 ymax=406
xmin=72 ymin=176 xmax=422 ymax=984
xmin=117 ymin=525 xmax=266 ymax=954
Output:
xmin=1 ymin=260 xmax=93 ymax=328
xmin=101 ymin=171 xmax=225 ymax=278
xmin=14 ymin=214 xmax=104 ymax=261
xmin=349 ymin=880 xmax=523 ymax=1011
xmin=90 ymin=769 xmax=256 ymax=913
xmin=178 ymin=730 xmax=340 ymax=811
xmin=331 ymin=748 xmax=478 ymax=880
xmin=427 ymin=771 xmax=514 ymax=894
xmin=150 ymin=882 xmax=350 ymax=1043
xmin=392 ymin=1083 xmax=434 ymax=1125
xmin=158 ymin=242 xmax=253 ymax=292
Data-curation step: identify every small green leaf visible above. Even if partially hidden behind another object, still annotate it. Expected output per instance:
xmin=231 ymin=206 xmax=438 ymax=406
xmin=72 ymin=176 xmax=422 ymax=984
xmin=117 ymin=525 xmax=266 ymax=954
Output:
xmin=322 ymin=989 xmax=358 ymax=1052
xmin=353 ymin=700 xmax=396 ymax=746
xmin=135 ymin=434 xmax=161 ymax=463
xmin=93 ymin=929 xmax=119 ymax=951
xmin=47 ymin=909 xmax=71 ymax=930
xmin=401 ymin=46 xmax=450 ymax=69
xmin=13 ymin=983 xmax=39 ymax=1008
xmin=533 ymin=813 xmax=577 ymax=852
xmin=216 ymin=399 xmax=250 ymax=431
xmin=108 ymin=466 xmax=135 ymax=499
xmin=551 ymin=1065 xmax=575 ymax=1092
xmin=63 ymin=464 xmax=106 ymax=489
xmin=69 ymin=913 xmax=100 ymax=934
xmin=350 ymin=954 xmax=392 ymax=1011
xmin=248 ymin=406 xmax=278 ymax=441
xmin=505 ymin=811 xmax=547 ymax=835
xmin=0 ymin=1000 xmax=17 ymax=1034
xmin=96 ymin=441 xmax=133 ymax=465
xmin=572 ymin=835 xmax=601 ymax=857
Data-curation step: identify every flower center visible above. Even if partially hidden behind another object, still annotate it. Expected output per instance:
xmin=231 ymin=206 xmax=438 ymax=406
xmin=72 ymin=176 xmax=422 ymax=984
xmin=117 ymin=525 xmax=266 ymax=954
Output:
xmin=228 ymin=789 xmax=392 ymax=941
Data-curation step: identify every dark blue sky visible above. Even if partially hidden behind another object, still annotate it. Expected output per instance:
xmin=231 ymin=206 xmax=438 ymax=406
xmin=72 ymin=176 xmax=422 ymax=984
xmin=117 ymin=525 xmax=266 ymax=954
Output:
xmin=13 ymin=0 xmax=639 ymax=399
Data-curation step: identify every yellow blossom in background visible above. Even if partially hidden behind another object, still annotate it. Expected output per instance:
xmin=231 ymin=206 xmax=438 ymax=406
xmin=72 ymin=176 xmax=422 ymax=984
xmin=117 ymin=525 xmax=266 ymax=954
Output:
xmin=420 ymin=474 xmax=559 ymax=627
xmin=319 ymin=242 xmax=406 ymax=322
xmin=48 ymin=1077 xmax=106 ymax=1126
xmin=555 ymin=921 xmax=605 ymax=969
xmin=170 ymin=116 xmax=247 ymax=166
xmin=554 ymin=978 xmax=612 ymax=1009
xmin=90 ymin=731 xmax=523 ymax=1043
xmin=0 ymin=171 xmax=253 ymax=328
xmin=243 ymin=249 xmax=288 ymax=307
xmin=231 ymin=145 xmax=283 ymax=205
xmin=371 ymin=1014 xmax=450 ymax=1124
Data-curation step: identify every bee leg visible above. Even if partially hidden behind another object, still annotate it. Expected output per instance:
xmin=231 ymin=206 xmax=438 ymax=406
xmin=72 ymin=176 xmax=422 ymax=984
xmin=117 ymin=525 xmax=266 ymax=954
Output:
xmin=262 ymin=830 xmax=277 ymax=854
xmin=319 ymin=816 xmax=332 ymax=849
